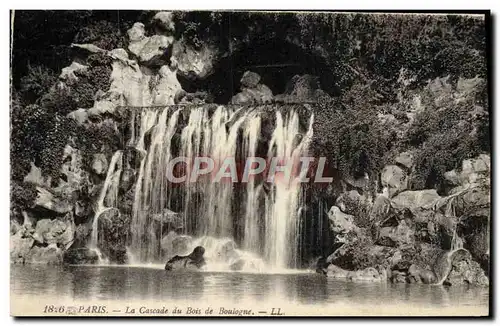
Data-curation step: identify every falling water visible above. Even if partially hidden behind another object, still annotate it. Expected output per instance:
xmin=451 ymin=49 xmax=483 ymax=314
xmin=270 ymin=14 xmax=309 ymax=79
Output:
xmin=242 ymin=112 xmax=262 ymax=254
xmin=90 ymin=150 xmax=123 ymax=251
xmin=130 ymin=107 xmax=180 ymax=262
xmin=264 ymin=110 xmax=314 ymax=269
xmin=127 ymin=105 xmax=313 ymax=269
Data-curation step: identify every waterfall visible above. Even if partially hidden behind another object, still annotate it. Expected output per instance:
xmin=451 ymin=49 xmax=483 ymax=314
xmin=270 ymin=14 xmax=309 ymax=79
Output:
xmin=242 ymin=112 xmax=262 ymax=254
xmin=127 ymin=105 xmax=314 ymax=269
xmin=90 ymin=150 xmax=123 ymax=252
xmin=130 ymin=107 xmax=180 ymax=262
xmin=264 ymin=111 xmax=314 ymax=269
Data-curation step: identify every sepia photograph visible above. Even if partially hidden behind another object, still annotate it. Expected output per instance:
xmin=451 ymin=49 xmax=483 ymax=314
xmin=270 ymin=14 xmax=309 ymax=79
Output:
xmin=9 ymin=9 xmax=491 ymax=317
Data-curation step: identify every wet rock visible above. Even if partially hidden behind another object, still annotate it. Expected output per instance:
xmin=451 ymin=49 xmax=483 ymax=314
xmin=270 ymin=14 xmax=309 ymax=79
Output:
xmin=381 ymin=165 xmax=408 ymax=198
xmin=445 ymin=257 xmax=489 ymax=286
xmin=10 ymin=231 xmax=34 ymax=264
xmin=92 ymin=153 xmax=108 ymax=175
xmin=408 ymin=264 xmax=437 ymax=284
xmin=74 ymin=200 xmax=91 ymax=219
xmin=165 ymin=246 xmax=206 ymax=271
xmin=24 ymin=244 xmax=63 ymax=265
xmin=97 ymin=208 xmax=129 ymax=264
xmin=63 ymin=248 xmax=99 ymax=265
xmin=150 ymin=65 xmax=182 ymax=105
xmin=73 ymin=223 xmax=92 ymax=248
xmin=119 ymin=168 xmax=136 ymax=194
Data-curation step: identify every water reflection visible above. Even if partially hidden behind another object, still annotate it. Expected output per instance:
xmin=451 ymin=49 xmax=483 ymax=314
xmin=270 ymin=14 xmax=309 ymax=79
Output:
xmin=11 ymin=265 xmax=488 ymax=310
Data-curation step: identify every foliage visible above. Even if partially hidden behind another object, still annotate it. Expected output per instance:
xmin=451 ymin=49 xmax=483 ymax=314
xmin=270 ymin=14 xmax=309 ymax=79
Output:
xmin=19 ymin=64 xmax=57 ymax=103
xmin=406 ymin=77 xmax=489 ymax=189
xmin=74 ymin=20 xmax=126 ymax=50
xmin=10 ymin=181 xmax=37 ymax=221
xmin=311 ymin=84 xmax=397 ymax=179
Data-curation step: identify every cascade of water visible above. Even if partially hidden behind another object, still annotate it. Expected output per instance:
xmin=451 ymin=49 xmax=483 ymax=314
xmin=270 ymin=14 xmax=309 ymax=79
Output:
xmin=180 ymin=107 xmax=208 ymax=234
xmin=242 ymin=112 xmax=262 ymax=254
xmin=130 ymin=108 xmax=161 ymax=261
xmin=264 ymin=110 xmax=314 ymax=269
xmin=199 ymin=106 xmax=248 ymax=237
xmin=127 ymin=104 xmax=314 ymax=269
xmin=90 ymin=150 xmax=123 ymax=251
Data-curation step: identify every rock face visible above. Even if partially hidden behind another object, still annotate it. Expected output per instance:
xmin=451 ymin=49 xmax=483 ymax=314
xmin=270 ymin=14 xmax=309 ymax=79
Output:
xmin=164 ymin=246 xmax=206 ymax=271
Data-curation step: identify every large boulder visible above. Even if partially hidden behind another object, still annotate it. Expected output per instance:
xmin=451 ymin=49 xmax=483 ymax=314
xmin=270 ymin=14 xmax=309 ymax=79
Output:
xmin=170 ymin=40 xmax=217 ymax=80
xmin=391 ymin=189 xmax=441 ymax=212
xmin=33 ymin=186 xmax=73 ymax=215
xmin=240 ymin=71 xmax=261 ymax=88
xmin=152 ymin=11 xmax=175 ymax=34
xmin=381 ymin=165 xmax=408 ymax=198
xmin=127 ymin=22 xmax=174 ymax=66
xmin=59 ymin=61 xmax=88 ymax=84
xmin=63 ymin=248 xmax=99 ymax=265
xmin=327 ymin=206 xmax=359 ymax=243
xmin=32 ymin=215 xmax=75 ymax=248
xmin=24 ymin=244 xmax=63 ymax=265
